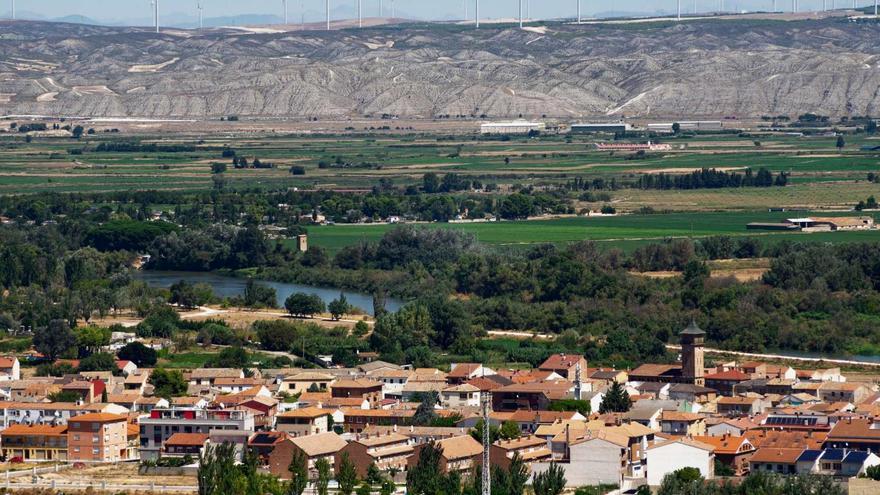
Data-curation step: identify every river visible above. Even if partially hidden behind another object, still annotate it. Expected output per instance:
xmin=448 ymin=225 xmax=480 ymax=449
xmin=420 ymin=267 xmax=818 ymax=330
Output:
xmin=133 ymin=271 xmax=404 ymax=316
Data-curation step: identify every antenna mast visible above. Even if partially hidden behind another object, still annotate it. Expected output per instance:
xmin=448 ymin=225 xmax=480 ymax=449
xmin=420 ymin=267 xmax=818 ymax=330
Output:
xmin=574 ymin=362 xmax=583 ymax=400
xmin=481 ymin=390 xmax=491 ymax=495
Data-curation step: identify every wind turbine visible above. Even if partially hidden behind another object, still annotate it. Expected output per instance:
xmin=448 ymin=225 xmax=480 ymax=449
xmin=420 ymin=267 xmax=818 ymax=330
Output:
xmin=197 ymin=0 xmax=204 ymax=28
xmin=519 ymin=0 xmax=523 ymax=28
xmin=875 ymin=0 xmax=878 ymax=17
xmin=282 ymin=0 xmax=288 ymax=24
xmin=475 ymin=0 xmax=479 ymax=27
xmin=577 ymin=0 xmax=582 ymax=23
xmin=325 ymin=0 xmax=330 ymax=29
xmin=390 ymin=0 xmax=395 ymax=18
xmin=153 ymin=0 xmax=160 ymax=32
xmin=379 ymin=0 xmax=382 ymax=17
xmin=358 ymin=0 xmax=362 ymax=27
xmin=10 ymin=0 xmax=14 ymax=20
xmin=678 ymin=0 xmax=682 ymax=19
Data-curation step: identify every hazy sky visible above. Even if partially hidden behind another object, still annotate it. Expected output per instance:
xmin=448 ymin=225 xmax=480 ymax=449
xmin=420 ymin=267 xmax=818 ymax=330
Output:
xmin=4 ymin=0 xmax=826 ymax=24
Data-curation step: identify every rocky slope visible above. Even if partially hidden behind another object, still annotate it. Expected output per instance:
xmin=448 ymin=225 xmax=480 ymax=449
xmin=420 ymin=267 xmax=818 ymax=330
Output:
xmin=1 ymin=18 xmax=879 ymax=119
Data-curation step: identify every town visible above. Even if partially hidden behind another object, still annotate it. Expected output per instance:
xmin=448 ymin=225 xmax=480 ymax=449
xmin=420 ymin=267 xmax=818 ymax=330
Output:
xmin=0 ymin=320 xmax=875 ymax=494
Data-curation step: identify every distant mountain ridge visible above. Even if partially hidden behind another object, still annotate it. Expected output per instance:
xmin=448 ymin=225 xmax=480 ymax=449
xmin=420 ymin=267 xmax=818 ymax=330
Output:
xmin=0 ymin=18 xmax=879 ymax=120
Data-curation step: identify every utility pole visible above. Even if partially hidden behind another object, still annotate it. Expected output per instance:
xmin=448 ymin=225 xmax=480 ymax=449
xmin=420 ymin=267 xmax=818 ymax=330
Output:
xmin=481 ymin=391 xmax=491 ymax=495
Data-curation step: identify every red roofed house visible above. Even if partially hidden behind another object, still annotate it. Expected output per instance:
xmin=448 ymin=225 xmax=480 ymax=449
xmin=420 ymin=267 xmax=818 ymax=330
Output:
xmin=68 ymin=413 xmax=131 ymax=463
xmin=0 ymin=424 xmax=68 ymax=461
xmin=447 ymin=364 xmax=496 ymax=385
xmin=539 ymin=354 xmax=587 ymax=383
xmin=163 ymin=433 xmax=208 ymax=458
xmin=704 ymin=370 xmax=751 ymax=396
xmin=0 ymin=357 xmax=20 ymax=380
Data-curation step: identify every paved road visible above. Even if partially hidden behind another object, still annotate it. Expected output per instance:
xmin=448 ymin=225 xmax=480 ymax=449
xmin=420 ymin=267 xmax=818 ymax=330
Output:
xmin=4 ymin=480 xmax=197 ymax=492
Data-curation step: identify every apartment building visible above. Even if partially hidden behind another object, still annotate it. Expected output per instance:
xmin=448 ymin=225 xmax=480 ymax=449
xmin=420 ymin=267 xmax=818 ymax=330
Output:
xmin=67 ymin=412 xmax=130 ymax=463
xmin=138 ymin=408 xmax=255 ymax=461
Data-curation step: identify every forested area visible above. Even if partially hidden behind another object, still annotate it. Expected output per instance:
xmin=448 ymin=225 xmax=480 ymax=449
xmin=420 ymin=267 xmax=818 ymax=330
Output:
xmin=2 ymin=189 xmax=880 ymax=370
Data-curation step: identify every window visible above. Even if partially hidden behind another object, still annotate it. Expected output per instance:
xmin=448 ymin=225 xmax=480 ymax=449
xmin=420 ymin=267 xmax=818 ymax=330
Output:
xmin=73 ymin=435 xmax=80 ymax=441
xmin=92 ymin=448 xmax=99 ymax=455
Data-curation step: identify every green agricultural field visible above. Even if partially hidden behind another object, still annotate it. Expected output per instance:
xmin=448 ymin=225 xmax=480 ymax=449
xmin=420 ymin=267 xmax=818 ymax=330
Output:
xmin=298 ymin=210 xmax=880 ymax=253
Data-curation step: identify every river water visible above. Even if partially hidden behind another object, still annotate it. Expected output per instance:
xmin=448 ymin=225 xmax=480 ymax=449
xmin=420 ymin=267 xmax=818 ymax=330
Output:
xmin=133 ymin=271 xmax=404 ymax=316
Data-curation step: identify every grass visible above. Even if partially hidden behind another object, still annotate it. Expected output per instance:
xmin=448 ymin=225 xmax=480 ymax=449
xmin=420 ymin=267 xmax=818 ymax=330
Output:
xmin=300 ymin=210 xmax=880 ymax=253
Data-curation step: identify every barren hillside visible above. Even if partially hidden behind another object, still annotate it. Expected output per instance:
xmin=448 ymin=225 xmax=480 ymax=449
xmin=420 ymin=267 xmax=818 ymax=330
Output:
xmin=1 ymin=18 xmax=879 ymax=119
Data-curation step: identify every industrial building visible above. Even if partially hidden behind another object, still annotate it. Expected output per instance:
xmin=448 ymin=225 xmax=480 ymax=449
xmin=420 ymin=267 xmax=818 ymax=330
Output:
xmin=480 ymin=120 xmax=546 ymax=135
xmin=747 ymin=217 xmax=876 ymax=232
xmin=594 ymin=142 xmax=672 ymax=152
xmin=648 ymin=121 xmax=723 ymax=133
xmin=570 ymin=122 xmax=632 ymax=134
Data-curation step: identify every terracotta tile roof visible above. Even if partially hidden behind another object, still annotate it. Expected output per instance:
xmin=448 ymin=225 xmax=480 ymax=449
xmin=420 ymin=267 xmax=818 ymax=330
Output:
xmin=284 ymin=372 xmax=335 ymax=381
xmin=509 ymin=410 xmax=579 ymax=423
xmin=277 ymin=407 xmax=331 ymax=419
xmin=443 ymin=384 xmax=480 ymax=393
xmin=0 ymin=424 xmax=67 ymax=436
xmin=190 ymin=368 xmax=243 ymax=379
xmin=493 ymin=434 xmax=547 ymax=450
xmin=539 ymin=354 xmax=584 ymax=370
xmin=434 ymin=435 xmax=483 ymax=460
xmin=660 ymin=411 xmax=705 ymax=422
xmin=827 ymin=418 xmax=880 ymax=442
xmin=332 ymin=379 xmax=382 ymax=389
xmin=718 ymin=396 xmax=760 ymax=405
xmin=249 ymin=431 xmax=289 ymax=447
xmin=448 ymin=364 xmax=482 ymax=379
xmin=70 ymin=412 xmax=127 ymax=423
xmin=629 ymin=364 xmax=680 ymax=377
xmin=0 ymin=357 xmax=17 ymax=368
xmin=165 ymin=432 xmax=209 ymax=447
xmin=352 ymin=432 xmax=410 ymax=447
xmin=749 ymin=448 xmax=803 ymax=464
xmin=290 ymin=432 xmax=348 ymax=457
xmin=648 ymin=437 xmax=714 ymax=452
xmin=704 ymin=370 xmax=751 ymax=381
xmin=692 ymin=435 xmax=754 ymax=455
xmin=745 ymin=430 xmax=826 ymax=450
xmin=466 ymin=376 xmax=509 ymax=391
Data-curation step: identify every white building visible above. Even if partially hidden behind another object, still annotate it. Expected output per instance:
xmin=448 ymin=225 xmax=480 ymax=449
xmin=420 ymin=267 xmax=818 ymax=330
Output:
xmin=480 ymin=120 xmax=546 ymax=135
xmin=646 ymin=438 xmax=715 ymax=487
xmin=440 ymin=384 xmax=481 ymax=409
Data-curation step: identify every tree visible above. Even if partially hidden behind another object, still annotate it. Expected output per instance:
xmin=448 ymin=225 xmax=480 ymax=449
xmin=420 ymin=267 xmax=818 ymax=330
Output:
xmin=413 ymin=392 xmax=438 ymax=426
xmin=117 ymin=341 xmax=158 ymax=367
xmin=207 ymin=346 xmax=249 ymax=368
xmin=469 ymin=418 xmax=500 ymax=444
xmin=499 ymin=194 xmax=533 ymax=220
xmin=254 ymin=320 xmax=301 ymax=352
xmin=423 ymin=173 xmax=440 ymax=193
xmin=499 ymin=420 xmax=522 ymax=440
xmin=170 ymin=280 xmax=203 ymax=309
xmin=287 ymin=449 xmax=309 ymax=495
xmin=532 ymin=463 xmax=566 ymax=495
xmin=72 ymin=125 xmax=84 ymax=139
xmin=244 ymin=279 xmax=277 ymax=308
xmin=328 ymin=293 xmax=350 ymax=321
xmin=315 ymin=458 xmax=331 ymax=495
xmin=149 ymin=368 xmax=188 ymax=398
xmin=672 ymin=122 xmax=681 ymax=134
xmin=657 ymin=467 xmax=702 ymax=495
xmin=285 ymin=293 xmax=326 ymax=318
xmin=599 ymin=381 xmax=631 ymax=413
xmin=366 ymin=463 xmax=384 ymax=486
xmin=49 ymin=390 xmax=83 ymax=402
xmin=34 ymin=319 xmax=76 ymax=362
xmin=407 ymin=442 xmax=462 ymax=495
xmin=867 ymin=119 xmax=878 ymax=135
xmin=836 ymin=135 xmax=846 ymax=151
xmin=78 ymin=352 xmax=116 ymax=372
xmin=337 ymin=453 xmax=359 ymax=495
xmin=211 ymin=162 xmax=228 ymax=174
xmin=75 ymin=326 xmax=111 ymax=356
